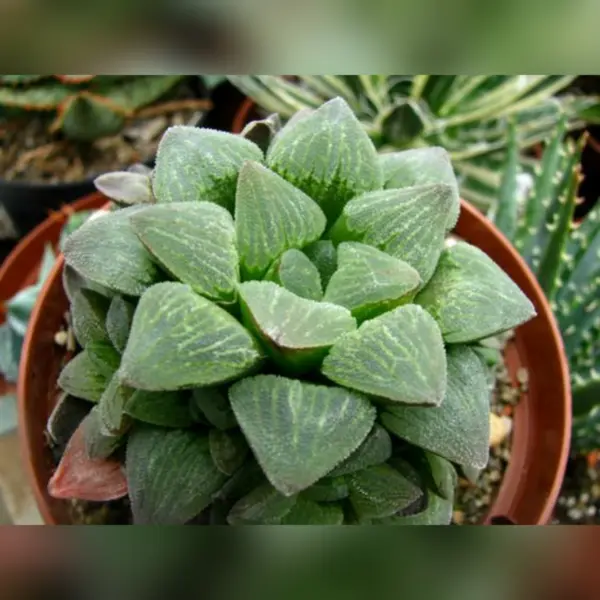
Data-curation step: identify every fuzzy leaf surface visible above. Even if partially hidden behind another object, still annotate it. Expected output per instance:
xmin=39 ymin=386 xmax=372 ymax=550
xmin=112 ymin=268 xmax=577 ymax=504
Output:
xmin=227 ymin=483 xmax=297 ymax=524
xmin=192 ymin=388 xmax=238 ymax=430
xmin=124 ymin=390 xmax=194 ymax=428
xmin=303 ymin=240 xmax=337 ymax=288
xmin=71 ymin=289 xmax=111 ymax=347
xmin=58 ymin=350 xmax=115 ymax=403
xmin=265 ymin=249 xmax=323 ymax=300
xmin=106 ymin=296 xmax=136 ymax=353
xmin=209 ymin=429 xmax=249 ymax=476
xmin=281 ymin=497 xmax=344 ymax=524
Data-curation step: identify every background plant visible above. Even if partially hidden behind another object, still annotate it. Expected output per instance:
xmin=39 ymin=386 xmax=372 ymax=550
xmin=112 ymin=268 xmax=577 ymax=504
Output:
xmin=490 ymin=120 xmax=600 ymax=453
xmin=228 ymin=75 xmax=600 ymax=214
xmin=48 ymin=98 xmax=534 ymax=525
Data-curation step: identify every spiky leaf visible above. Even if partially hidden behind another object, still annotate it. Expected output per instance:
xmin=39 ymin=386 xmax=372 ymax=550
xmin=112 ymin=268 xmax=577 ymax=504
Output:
xmin=380 ymin=345 xmax=490 ymax=470
xmin=124 ymin=390 xmax=194 ymax=428
xmin=234 ymin=161 xmax=326 ymax=279
xmin=209 ymin=429 xmax=249 ymax=476
xmin=265 ymin=249 xmax=323 ymax=300
xmin=323 ymin=242 xmax=421 ymax=321
xmin=131 ymin=202 xmax=239 ymax=303
xmin=63 ymin=207 xmax=161 ymax=297
xmin=58 ymin=350 xmax=115 ymax=403
xmin=71 ymin=288 xmax=111 ymax=347
xmin=119 ymin=282 xmax=263 ymax=391
xmin=267 ymin=97 xmax=383 ymax=222
xmin=227 ymin=483 xmax=297 ymax=525
xmin=322 ymin=304 xmax=446 ymax=406
xmin=152 ymin=126 xmax=264 ymax=211
xmin=229 ymin=375 xmax=376 ymax=496
xmin=106 ymin=296 xmax=136 ymax=353
xmin=415 ymin=242 xmax=536 ymax=343
xmin=126 ymin=427 xmax=228 ymax=524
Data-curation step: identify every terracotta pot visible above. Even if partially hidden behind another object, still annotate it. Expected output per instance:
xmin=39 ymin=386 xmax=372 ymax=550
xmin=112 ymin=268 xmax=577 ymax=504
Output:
xmin=19 ymin=148 xmax=571 ymax=526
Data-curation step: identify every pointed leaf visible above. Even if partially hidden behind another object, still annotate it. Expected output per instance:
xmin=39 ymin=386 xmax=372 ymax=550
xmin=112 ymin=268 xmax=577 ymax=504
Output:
xmin=58 ymin=350 xmax=114 ymax=403
xmin=302 ymin=477 xmax=349 ymax=503
xmin=267 ymin=97 xmax=383 ymax=222
xmin=323 ymin=242 xmax=421 ymax=321
xmin=348 ymin=463 xmax=423 ymax=520
xmin=212 ymin=460 xmax=266 ymax=503
xmin=106 ymin=296 xmax=136 ymax=353
xmin=235 ymin=161 xmax=326 ymax=279
xmin=6 ymin=285 xmax=40 ymax=337
xmin=414 ymin=242 xmax=536 ymax=343
xmin=119 ymin=282 xmax=263 ymax=391
xmin=375 ymin=488 xmax=453 ymax=525
xmin=329 ymin=424 xmax=392 ymax=477
xmin=322 ymin=304 xmax=447 ymax=406
xmin=379 ymin=147 xmax=460 ymax=230
xmin=71 ymin=288 xmax=111 ymax=347
xmin=131 ymin=202 xmax=239 ymax=303
xmin=229 ymin=375 xmax=376 ymax=496
xmin=192 ymin=387 xmax=237 ymax=430
xmin=126 ymin=426 xmax=228 ymax=524
xmin=209 ymin=429 xmax=249 ymax=476
xmin=46 ymin=393 xmax=93 ymax=447
xmin=330 ymin=185 xmax=454 ymax=285
xmin=239 ymin=281 xmax=356 ymax=372
xmin=240 ymin=113 xmax=281 ymax=152
xmin=281 ymin=497 xmax=344 ymax=524
xmin=381 ymin=345 xmax=490 ymax=470
xmin=93 ymin=171 xmax=154 ymax=206
xmin=82 ymin=407 xmax=125 ymax=460
xmin=48 ymin=421 xmax=128 ymax=502
xmin=152 ymin=126 xmax=264 ymax=211
xmin=86 ymin=341 xmax=121 ymax=376
xmin=227 ymin=483 xmax=297 ymax=525
xmin=303 ymin=240 xmax=337 ymax=288
xmin=124 ymin=389 xmax=194 ymax=428
xmin=97 ymin=372 xmax=134 ymax=435
xmin=62 ymin=265 xmax=115 ymax=305
xmin=63 ymin=206 xmax=161 ymax=296
xmin=265 ymin=249 xmax=323 ymax=300
xmin=424 ymin=452 xmax=457 ymax=502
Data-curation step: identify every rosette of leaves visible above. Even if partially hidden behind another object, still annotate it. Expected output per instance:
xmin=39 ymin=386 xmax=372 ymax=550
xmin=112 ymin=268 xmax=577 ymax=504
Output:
xmin=0 ymin=75 xmax=188 ymax=141
xmin=228 ymin=75 xmax=600 ymax=214
xmin=49 ymin=97 xmax=535 ymax=525
xmin=491 ymin=119 xmax=600 ymax=453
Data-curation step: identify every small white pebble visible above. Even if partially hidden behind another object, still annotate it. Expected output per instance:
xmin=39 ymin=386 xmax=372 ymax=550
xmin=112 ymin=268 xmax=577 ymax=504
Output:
xmin=586 ymin=506 xmax=596 ymax=518
xmin=489 ymin=413 xmax=512 ymax=447
xmin=580 ymin=493 xmax=590 ymax=504
xmin=568 ymin=508 xmax=583 ymax=520
xmin=566 ymin=497 xmax=577 ymax=508
xmin=54 ymin=330 xmax=68 ymax=346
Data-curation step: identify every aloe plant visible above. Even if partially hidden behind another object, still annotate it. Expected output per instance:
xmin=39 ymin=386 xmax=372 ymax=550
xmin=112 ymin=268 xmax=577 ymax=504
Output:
xmin=0 ymin=76 xmax=190 ymax=141
xmin=491 ymin=120 xmax=600 ymax=453
xmin=228 ymin=76 xmax=600 ymax=214
xmin=48 ymin=98 xmax=535 ymax=525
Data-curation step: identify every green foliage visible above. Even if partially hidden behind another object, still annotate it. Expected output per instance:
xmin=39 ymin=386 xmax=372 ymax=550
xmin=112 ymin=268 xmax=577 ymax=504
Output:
xmin=52 ymin=97 xmax=536 ymax=524
xmin=228 ymin=75 xmax=600 ymax=214
xmin=491 ymin=126 xmax=600 ymax=453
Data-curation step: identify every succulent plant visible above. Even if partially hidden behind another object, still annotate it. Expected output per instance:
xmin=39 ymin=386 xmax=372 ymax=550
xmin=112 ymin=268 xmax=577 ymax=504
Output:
xmin=491 ymin=120 xmax=600 ymax=453
xmin=0 ymin=75 xmax=189 ymax=141
xmin=49 ymin=98 xmax=535 ymax=525
xmin=228 ymin=75 xmax=600 ymax=214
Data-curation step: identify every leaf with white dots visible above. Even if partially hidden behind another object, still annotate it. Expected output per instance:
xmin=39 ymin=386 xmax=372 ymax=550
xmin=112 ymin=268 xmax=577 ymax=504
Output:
xmin=265 ymin=249 xmax=323 ymax=300
xmin=119 ymin=282 xmax=264 ymax=391
xmin=380 ymin=345 xmax=490 ymax=470
xmin=267 ymin=97 xmax=383 ymax=223
xmin=322 ymin=304 xmax=446 ymax=406
xmin=235 ymin=161 xmax=326 ymax=279
xmin=152 ymin=126 xmax=264 ymax=211
xmin=131 ymin=202 xmax=239 ymax=304
xmin=229 ymin=375 xmax=376 ymax=496
xmin=323 ymin=242 xmax=421 ymax=321
xmin=414 ymin=242 xmax=536 ymax=343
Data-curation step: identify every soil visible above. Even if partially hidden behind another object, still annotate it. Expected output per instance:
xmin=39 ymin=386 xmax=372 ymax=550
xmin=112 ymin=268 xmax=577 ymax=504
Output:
xmin=0 ymin=79 xmax=211 ymax=184
xmin=553 ymin=454 xmax=600 ymax=524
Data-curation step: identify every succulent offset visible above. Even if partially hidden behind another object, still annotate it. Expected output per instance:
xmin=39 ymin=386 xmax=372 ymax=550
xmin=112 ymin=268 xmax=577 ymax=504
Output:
xmin=49 ymin=97 xmax=536 ymax=525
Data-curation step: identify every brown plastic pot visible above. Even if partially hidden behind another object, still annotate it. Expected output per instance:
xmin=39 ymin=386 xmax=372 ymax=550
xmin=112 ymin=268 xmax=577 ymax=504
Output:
xmin=19 ymin=140 xmax=571 ymax=525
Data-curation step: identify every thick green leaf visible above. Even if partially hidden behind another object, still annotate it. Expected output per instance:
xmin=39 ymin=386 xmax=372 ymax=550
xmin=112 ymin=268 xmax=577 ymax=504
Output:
xmin=97 ymin=372 xmax=134 ymax=435
xmin=227 ymin=482 xmax=297 ymax=524
xmin=381 ymin=345 xmax=490 ymax=470
xmin=229 ymin=375 xmax=376 ymax=496
xmin=58 ymin=350 xmax=114 ymax=403
xmin=71 ymin=289 xmax=111 ymax=347
xmin=239 ymin=281 xmax=356 ymax=373
xmin=281 ymin=497 xmax=344 ymax=524
xmin=152 ymin=126 xmax=264 ymax=211
xmin=119 ymin=282 xmax=263 ymax=391
xmin=62 ymin=207 xmax=161 ymax=297
xmin=106 ymin=296 xmax=136 ymax=353
xmin=62 ymin=265 xmax=115 ymax=305
xmin=126 ymin=426 xmax=228 ymax=524
xmin=303 ymin=240 xmax=337 ymax=288
xmin=192 ymin=387 xmax=237 ymax=430
xmin=131 ymin=202 xmax=239 ymax=303
xmin=322 ymin=304 xmax=447 ymax=406
xmin=234 ymin=161 xmax=326 ymax=279
xmin=323 ymin=242 xmax=421 ymax=321
xmin=0 ymin=323 xmax=21 ymax=383
xmin=93 ymin=171 xmax=154 ymax=206
xmin=424 ymin=452 xmax=457 ymax=502
xmin=379 ymin=147 xmax=460 ymax=229
xmin=82 ymin=407 xmax=125 ymax=460
xmin=86 ymin=341 xmax=121 ymax=377
xmin=6 ymin=285 xmax=40 ymax=337
xmin=414 ymin=242 xmax=536 ymax=343
xmin=330 ymin=185 xmax=454 ymax=285
xmin=212 ymin=460 xmax=265 ymax=503
xmin=209 ymin=429 xmax=249 ymax=476
xmin=240 ymin=113 xmax=281 ymax=152
xmin=265 ymin=249 xmax=323 ymax=300
xmin=267 ymin=97 xmax=383 ymax=222
xmin=375 ymin=488 xmax=453 ymax=525
xmin=329 ymin=424 xmax=392 ymax=477
xmin=348 ymin=463 xmax=423 ymax=521
xmin=124 ymin=390 xmax=194 ymax=428
xmin=302 ymin=477 xmax=349 ymax=502
xmin=0 ymin=394 xmax=18 ymax=436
